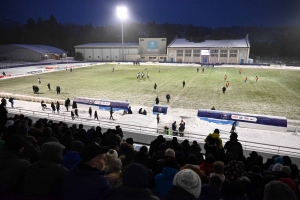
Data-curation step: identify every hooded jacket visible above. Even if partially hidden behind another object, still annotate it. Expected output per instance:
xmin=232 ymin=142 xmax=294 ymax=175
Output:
xmin=155 ymin=167 xmax=178 ymax=199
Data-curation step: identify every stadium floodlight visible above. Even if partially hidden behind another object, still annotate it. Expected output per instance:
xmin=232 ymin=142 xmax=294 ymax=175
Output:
xmin=117 ymin=6 xmax=127 ymax=61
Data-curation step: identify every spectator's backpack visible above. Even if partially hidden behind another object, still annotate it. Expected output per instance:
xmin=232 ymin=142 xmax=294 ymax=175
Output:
xmin=9 ymin=98 xmax=13 ymax=103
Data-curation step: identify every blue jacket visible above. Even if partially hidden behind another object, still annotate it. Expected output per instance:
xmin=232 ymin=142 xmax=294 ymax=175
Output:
xmin=155 ymin=167 xmax=178 ymax=199
xmin=61 ymin=163 xmax=112 ymax=200
xmin=61 ymin=150 xmax=81 ymax=170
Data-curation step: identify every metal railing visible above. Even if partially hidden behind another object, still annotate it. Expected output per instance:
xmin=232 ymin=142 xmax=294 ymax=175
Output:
xmin=6 ymin=107 xmax=300 ymax=158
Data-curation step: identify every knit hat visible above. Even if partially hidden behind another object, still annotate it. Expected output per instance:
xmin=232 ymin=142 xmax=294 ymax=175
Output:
xmin=214 ymin=129 xmax=220 ymax=134
xmin=41 ymin=142 xmax=65 ymax=162
xmin=123 ymin=163 xmax=151 ymax=188
xmin=272 ymin=163 xmax=283 ymax=172
xmin=125 ymin=138 xmax=134 ymax=145
xmin=280 ymin=166 xmax=292 ymax=176
xmin=278 ymin=178 xmax=297 ymax=194
xmin=70 ymin=141 xmax=84 ymax=152
xmin=165 ymin=148 xmax=175 ymax=157
xmin=274 ymin=157 xmax=284 ymax=165
xmin=106 ymin=149 xmax=118 ymax=160
xmin=173 ymin=169 xmax=202 ymax=199
xmin=5 ymin=120 xmax=14 ymax=127
xmin=80 ymin=142 xmax=110 ymax=163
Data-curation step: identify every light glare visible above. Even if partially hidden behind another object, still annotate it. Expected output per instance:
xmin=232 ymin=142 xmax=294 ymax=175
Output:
xmin=117 ymin=6 xmax=127 ymax=19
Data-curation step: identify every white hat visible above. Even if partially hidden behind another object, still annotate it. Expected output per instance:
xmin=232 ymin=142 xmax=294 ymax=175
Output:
xmin=173 ymin=169 xmax=202 ymax=199
xmin=165 ymin=148 xmax=175 ymax=157
xmin=106 ymin=149 xmax=118 ymax=160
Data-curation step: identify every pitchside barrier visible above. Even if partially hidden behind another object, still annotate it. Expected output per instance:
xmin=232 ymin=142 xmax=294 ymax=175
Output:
xmin=153 ymin=105 xmax=168 ymax=115
xmin=197 ymin=109 xmax=287 ymax=132
xmin=73 ymin=97 xmax=130 ymax=112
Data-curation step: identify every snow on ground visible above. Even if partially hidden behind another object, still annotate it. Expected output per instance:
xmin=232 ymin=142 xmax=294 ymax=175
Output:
xmin=2 ymin=61 xmax=300 ymax=162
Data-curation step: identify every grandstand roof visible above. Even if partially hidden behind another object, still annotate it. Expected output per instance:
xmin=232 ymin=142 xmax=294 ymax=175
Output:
xmin=74 ymin=43 xmax=139 ymax=48
xmin=9 ymin=44 xmax=66 ymax=54
xmin=168 ymin=37 xmax=250 ymax=48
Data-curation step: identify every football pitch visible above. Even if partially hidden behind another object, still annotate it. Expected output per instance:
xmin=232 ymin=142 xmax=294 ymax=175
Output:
xmin=1 ymin=64 xmax=300 ymax=121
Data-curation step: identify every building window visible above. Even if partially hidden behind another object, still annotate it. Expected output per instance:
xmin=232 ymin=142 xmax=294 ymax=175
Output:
xmin=185 ymin=50 xmax=191 ymax=57
xmin=211 ymin=49 xmax=218 ymax=53
xmin=177 ymin=50 xmax=183 ymax=57
xmin=194 ymin=50 xmax=200 ymax=53
xmin=194 ymin=54 xmax=200 ymax=57
xmin=230 ymin=54 xmax=237 ymax=57
xmin=220 ymin=54 xmax=227 ymax=57
xmin=141 ymin=57 xmax=145 ymax=59
xmin=160 ymin=57 xmax=164 ymax=59
xmin=230 ymin=50 xmax=237 ymax=53
xmin=211 ymin=54 xmax=218 ymax=57
xmin=220 ymin=50 xmax=227 ymax=53
xmin=89 ymin=56 xmax=91 ymax=58
xmin=140 ymin=39 xmax=144 ymax=41
xmin=161 ymin=39 xmax=165 ymax=41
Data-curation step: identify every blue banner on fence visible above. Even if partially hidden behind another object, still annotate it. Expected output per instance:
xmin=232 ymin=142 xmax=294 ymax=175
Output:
xmin=153 ymin=105 xmax=168 ymax=115
xmin=73 ymin=97 xmax=130 ymax=111
xmin=197 ymin=109 xmax=287 ymax=127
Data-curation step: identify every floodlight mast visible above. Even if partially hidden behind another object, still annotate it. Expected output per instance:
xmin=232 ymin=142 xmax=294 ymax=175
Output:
xmin=117 ymin=6 xmax=127 ymax=62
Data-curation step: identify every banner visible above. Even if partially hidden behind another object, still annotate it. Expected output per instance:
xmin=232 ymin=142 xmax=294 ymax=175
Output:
xmin=147 ymin=41 xmax=158 ymax=52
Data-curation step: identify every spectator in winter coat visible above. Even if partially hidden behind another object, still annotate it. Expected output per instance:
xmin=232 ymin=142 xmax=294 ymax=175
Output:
xmin=109 ymin=163 xmax=159 ymax=200
xmin=61 ymin=142 xmax=112 ymax=200
xmin=204 ymin=129 xmax=223 ymax=150
xmin=155 ymin=156 xmax=179 ymax=199
xmin=61 ymin=141 xmax=84 ymax=170
xmin=199 ymin=176 xmax=223 ymax=200
xmin=118 ymin=138 xmax=134 ymax=157
xmin=180 ymin=154 xmax=205 ymax=180
xmin=224 ymin=132 xmax=244 ymax=161
xmin=104 ymin=149 xmax=122 ymax=187
xmin=200 ymin=154 xmax=216 ymax=176
xmin=164 ymin=169 xmax=202 ymax=200
xmin=37 ymin=127 xmax=59 ymax=147
xmin=0 ymin=134 xmax=30 ymax=192
xmin=22 ymin=142 xmax=67 ymax=197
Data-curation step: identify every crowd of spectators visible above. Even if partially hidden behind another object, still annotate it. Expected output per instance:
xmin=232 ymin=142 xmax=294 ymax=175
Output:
xmin=0 ymin=104 xmax=300 ymax=200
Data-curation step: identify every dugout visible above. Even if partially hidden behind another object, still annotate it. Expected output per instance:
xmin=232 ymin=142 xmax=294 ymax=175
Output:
xmin=153 ymin=105 xmax=168 ymax=115
xmin=73 ymin=97 xmax=130 ymax=112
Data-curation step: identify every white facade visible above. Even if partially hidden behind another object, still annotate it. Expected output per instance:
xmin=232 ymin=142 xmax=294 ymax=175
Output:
xmin=167 ymin=35 xmax=250 ymax=64
xmin=74 ymin=35 xmax=250 ymax=64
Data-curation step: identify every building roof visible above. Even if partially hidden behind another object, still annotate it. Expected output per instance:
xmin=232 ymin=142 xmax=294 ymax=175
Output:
xmin=74 ymin=43 xmax=139 ymax=48
xmin=168 ymin=37 xmax=250 ymax=48
xmin=10 ymin=44 xmax=66 ymax=54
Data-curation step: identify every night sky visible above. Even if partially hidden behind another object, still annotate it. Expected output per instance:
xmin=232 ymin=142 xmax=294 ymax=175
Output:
xmin=1 ymin=0 xmax=300 ymax=27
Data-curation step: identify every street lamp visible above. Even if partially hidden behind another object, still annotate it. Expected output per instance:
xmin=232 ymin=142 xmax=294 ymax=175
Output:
xmin=117 ymin=6 xmax=127 ymax=61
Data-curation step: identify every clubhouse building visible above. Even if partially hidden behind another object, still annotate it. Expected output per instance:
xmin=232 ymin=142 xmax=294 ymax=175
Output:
xmin=74 ymin=35 xmax=250 ymax=64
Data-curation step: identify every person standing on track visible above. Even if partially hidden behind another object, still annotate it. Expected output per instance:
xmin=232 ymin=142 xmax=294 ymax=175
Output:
xmin=154 ymin=83 xmax=157 ymax=92
xmin=239 ymin=69 xmax=242 ymax=74
xmin=244 ymin=76 xmax=248 ymax=83
xmin=47 ymin=83 xmax=51 ymax=90
xmin=94 ymin=110 xmax=98 ymax=120
xmin=56 ymin=101 xmax=60 ymax=114
xmin=89 ymin=107 xmax=92 ymax=118
xmin=183 ymin=81 xmax=185 ymax=88
xmin=255 ymin=76 xmax=258 ymax=82
xmin=224 ymin=75 xmax=227 ymax=81
xmin=222 ymin=86 xmax=226 ymax=94
xmin=109 ymin=107 xmax=114 ymax=120
xmin=226 ymin=81 xmax=229 ymax=88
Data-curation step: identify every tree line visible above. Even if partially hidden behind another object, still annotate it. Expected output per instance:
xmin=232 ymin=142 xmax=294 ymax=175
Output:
xmin=0 ymin=15 xmax=299 ymax=59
